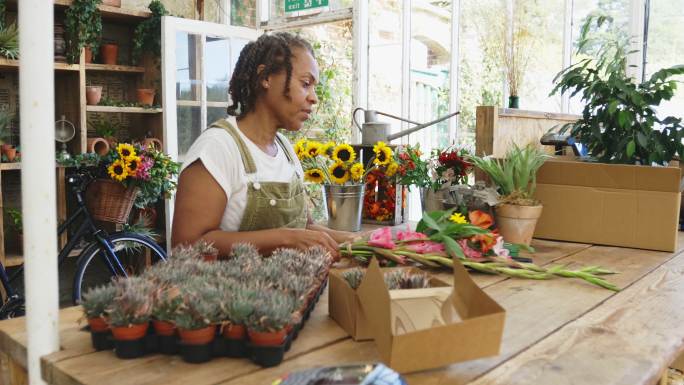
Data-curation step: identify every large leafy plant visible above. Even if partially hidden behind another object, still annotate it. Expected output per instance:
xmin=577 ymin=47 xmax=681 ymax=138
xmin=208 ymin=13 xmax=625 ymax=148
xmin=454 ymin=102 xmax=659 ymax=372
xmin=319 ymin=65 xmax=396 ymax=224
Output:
xmin=131 ymin=0 xmax=168 ymax=64
xmin=469 ymin=144 xmax=549 ymax=206
xmin=65 ymin=0 xmax=102 ymax=64
xmin=551 ymin=15 xmax=684 ymax=165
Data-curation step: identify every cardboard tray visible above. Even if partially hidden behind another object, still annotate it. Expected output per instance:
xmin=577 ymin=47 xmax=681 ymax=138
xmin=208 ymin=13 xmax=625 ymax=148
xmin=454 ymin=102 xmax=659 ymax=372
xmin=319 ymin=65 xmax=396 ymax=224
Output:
xmin=356 ymin=259 xmax=505 ymax=374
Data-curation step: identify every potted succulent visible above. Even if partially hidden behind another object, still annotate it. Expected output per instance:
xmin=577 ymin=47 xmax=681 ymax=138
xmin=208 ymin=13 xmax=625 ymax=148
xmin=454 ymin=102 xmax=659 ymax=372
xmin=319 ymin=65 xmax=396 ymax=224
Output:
xmin=65 ymin=0 xmax=102 ymax=64
xmin=470 ymin=144 xmax=549 ymax=246
xmin=247 ymin=291 xmax=296 ymax=347
xmin=221 ymin=284 xmax=255 ymax=351
xmin=150 ymin=285 xmax=182 ymax=336
xmin=107 ymin=278 xmax=153 ymax=342
xmin=194 ymin=239 xmax=219 ymax=262
xmin=174 ymin=283 xmax=221 ymax=346
xmin=80 ymin=284 xmax=116 ymax=332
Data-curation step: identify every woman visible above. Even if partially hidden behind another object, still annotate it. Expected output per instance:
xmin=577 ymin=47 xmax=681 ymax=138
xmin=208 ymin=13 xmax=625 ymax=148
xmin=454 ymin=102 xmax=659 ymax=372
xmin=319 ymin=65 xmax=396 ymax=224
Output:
xmin=171 ymin=32 xmax=353 ymax=258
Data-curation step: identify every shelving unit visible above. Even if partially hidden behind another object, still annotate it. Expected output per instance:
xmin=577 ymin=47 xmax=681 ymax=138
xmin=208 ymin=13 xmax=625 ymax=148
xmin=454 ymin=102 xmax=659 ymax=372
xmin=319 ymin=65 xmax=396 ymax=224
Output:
xmin=0 ymin=3 xmax=163 ymax=268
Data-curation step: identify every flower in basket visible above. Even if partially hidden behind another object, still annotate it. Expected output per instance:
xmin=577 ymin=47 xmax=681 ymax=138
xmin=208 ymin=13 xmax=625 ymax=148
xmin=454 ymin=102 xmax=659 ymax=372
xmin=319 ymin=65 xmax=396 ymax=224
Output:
xmin=101 ymin=142 xmax=181 ymax=209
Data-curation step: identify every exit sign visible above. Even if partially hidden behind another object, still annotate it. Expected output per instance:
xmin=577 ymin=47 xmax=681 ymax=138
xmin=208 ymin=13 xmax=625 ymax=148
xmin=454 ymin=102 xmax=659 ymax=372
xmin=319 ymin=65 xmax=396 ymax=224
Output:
xmin=285 ymin=0 xmax=329 ymax=13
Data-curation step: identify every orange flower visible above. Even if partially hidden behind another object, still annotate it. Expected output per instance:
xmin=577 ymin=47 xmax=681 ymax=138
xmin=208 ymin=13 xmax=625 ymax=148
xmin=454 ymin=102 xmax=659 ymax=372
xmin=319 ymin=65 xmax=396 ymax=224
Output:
xmin=471 ymin=232 xmax=497 ymax=253
xmin=469 ymin=210 xmax=494 ymax=229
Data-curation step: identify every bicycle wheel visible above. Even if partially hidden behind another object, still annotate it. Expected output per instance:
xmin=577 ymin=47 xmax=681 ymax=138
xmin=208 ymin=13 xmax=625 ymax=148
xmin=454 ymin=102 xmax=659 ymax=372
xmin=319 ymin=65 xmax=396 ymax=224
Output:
xmin=0 ymin=296 xmax=24 ymax=319
xmin=72 ymin=232 xmax=167 ymax=303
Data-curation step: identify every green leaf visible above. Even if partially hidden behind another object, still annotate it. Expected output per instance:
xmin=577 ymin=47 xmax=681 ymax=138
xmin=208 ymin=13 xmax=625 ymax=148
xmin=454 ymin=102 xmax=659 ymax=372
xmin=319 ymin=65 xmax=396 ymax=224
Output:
xmin=441 ymin=235 xmax=464 ymax=259
xmin=636 ymin=131 xmax=648 ymax=147
xmin=419 ymin=211 xmax=443 ymax=232
xmin=626 ymin=140 xmax=635 ymax=158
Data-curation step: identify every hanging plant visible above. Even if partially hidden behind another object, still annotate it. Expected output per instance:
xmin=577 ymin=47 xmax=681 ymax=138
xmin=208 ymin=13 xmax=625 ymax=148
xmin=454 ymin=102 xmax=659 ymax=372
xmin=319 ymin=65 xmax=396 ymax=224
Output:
xmin=131 ymin=0 xmax=168 ymax=65
xmin=65 ymin=0 xmax=103 ymax=64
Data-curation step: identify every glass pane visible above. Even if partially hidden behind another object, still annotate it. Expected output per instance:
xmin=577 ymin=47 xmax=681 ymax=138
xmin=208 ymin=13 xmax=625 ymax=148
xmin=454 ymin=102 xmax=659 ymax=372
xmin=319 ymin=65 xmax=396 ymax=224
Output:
xmin=230 ymin=38 xmax=250 ymax=74
xmin=176 ymin=32 xmax=202 ymax=101
xmin=177 ymin=106 xmax=201 ymax=159
xmin=206 ymin=36 xmax=231 ymax=103
xmin=645 ymin=0 xmax=684 ymax=121
xmin=232 ymin=0 xmax=257 ymax=27
xmin=368 ymin=0 xmax=403 ymax=137
xmin=207 ymin=107 xmax=228 ymax=127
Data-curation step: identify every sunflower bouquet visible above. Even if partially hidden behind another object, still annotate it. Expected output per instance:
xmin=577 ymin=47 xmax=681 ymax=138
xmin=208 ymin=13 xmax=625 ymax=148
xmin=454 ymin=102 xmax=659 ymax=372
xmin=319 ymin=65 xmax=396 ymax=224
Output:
xmin=102 ymin=143 xmax=180 ymax=208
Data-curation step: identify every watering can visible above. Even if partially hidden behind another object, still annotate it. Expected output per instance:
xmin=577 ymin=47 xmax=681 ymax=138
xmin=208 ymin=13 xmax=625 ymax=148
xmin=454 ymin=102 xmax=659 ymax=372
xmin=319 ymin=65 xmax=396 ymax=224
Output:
xmin=353 ymin=107 xmax=460 ymax=145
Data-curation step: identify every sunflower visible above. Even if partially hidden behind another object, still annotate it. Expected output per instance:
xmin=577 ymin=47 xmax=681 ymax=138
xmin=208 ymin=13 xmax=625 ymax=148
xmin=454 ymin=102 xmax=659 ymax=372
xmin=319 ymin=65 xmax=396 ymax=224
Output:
xmin=306 ymin=141 xmax=323 ymax=157
xmin=350 ymin=162 xmax=364 ymax=182
xmin=319 ymin=141 xmax=335 ymax=158
xmin=449 ymin=212 xmax=468 ymax=224
xmin=294 ymin=139 xmax=308 ymax=159
xmin=304 ymin=168 xmax=325 ymax=184
xmin=329 ymin=162 xmax=350 ymax=184
xmin=125 ymin=156 xmax=141 ymax=177
xmin=108 ymin=159 xmax=129 ymax=182
xmin=385 ymin=162 xmax=399 ymax=177
xmin=116 ymin=143 xmax=137 ymax=161
xmin=373 ymin=141 xmax=393 ymax=166
xmin=332 ymin=144 xmax=356 ymax=163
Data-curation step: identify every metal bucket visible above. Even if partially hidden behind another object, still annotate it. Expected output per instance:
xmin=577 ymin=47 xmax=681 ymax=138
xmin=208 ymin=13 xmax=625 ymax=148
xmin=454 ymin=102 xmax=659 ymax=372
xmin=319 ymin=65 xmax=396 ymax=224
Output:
xmin=323 ymin=184 xmax=365 ymax=232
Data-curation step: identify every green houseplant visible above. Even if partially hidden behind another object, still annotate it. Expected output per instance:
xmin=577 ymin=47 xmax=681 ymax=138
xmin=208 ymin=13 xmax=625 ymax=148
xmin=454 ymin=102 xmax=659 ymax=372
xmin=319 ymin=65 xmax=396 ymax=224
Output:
xmin=470 ymin=144 xmax=549 ymax=246
xmin=131 ymin=0 xmax=168 ymax=64
xmin=65 ymin=0 xmax=103 ymax=64
xmin=551 ymin=15 xmax=684 ymax=165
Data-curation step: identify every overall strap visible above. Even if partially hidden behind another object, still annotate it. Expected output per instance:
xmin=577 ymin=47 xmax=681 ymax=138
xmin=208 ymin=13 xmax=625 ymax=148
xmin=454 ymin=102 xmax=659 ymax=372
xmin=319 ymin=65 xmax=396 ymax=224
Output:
xmin=274 ymin=134 xmax=295 ymax=164
xmin=209 ymin=119 xmax=257 ymax=174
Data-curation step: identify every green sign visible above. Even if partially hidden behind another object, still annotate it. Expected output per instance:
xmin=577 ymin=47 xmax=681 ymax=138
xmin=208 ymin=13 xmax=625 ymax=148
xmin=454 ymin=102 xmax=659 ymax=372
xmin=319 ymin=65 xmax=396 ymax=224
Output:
xmin=285 ymin=0 xmax=329 ymax=13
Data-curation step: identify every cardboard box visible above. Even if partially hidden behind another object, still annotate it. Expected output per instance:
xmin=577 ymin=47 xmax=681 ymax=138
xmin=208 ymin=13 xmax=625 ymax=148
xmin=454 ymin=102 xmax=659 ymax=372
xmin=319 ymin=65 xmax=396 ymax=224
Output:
xmin=534 ymin=158 xmax=682 ymax=252
xmin=356 ymin=259 xmax=506 ymax=374
xmin=328 ymin=266 xmax=450 ymax=341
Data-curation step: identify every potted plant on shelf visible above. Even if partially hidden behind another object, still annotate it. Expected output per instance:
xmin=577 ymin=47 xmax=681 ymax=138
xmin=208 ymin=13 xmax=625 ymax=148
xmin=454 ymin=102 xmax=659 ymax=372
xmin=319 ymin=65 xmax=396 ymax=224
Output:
xmin=65 ymin=0 xmax=102 ymax=64
xmin=85 ymin=85 xmax=103 ymax=106
xmin=100 ymin=40 xmax=118 ymax=65
xmin=131 ymin=0 xmax=168 ymax=65
xmin=470 ymin=144 xmax=549 ymax=246
xmin=0 ymin=22 xmax=18 ymax=60
xmin=88 ymin=118 xmax=118 ymax=147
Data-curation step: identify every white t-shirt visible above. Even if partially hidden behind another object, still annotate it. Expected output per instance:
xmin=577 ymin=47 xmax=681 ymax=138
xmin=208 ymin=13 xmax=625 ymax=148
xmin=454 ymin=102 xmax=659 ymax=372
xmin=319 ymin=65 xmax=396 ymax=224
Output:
xmin=180 ymin=117 xmax=304 ymax=231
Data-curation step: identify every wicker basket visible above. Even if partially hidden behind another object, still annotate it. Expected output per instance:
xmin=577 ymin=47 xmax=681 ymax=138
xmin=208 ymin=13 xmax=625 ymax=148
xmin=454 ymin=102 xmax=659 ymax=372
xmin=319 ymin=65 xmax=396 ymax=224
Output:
xmin=85 ymin=179 xmax=139 ymax=224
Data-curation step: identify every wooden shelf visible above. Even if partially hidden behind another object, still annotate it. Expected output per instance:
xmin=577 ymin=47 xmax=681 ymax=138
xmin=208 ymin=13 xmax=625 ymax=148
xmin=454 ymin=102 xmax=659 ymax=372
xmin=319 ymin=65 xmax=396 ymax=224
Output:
xmin=85 ymin=63 xmax=145 ymax=73
xmin=86 ymin=106 xmax=162 ymax=114
xmin=0 ymin=58 xmax=80 ymax=72
xmin=53 ymin=0 xmax=151 ymax=23
xmin=0 ymin=162 xmax=21 ymax=171
xmin=4 ymin=253 xmax=23 ymax=267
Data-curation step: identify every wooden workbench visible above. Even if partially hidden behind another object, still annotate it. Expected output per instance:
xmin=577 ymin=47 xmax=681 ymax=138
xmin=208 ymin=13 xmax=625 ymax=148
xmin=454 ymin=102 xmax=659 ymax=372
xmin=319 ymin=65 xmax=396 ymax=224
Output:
xmin=2 ymin=235 xmax=684 ymax=385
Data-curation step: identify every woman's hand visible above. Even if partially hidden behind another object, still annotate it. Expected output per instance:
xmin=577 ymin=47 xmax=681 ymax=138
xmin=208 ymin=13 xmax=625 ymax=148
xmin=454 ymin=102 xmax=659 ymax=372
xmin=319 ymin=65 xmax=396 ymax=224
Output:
xmin=283 ymin=228 xmax=341 ymax=260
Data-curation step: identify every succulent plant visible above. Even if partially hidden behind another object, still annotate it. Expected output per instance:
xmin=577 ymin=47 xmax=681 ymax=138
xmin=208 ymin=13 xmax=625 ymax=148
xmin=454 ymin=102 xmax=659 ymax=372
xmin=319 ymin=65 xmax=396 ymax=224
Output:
xmin=80 ymin=284 xmax=116 ymax=319
xmin=106 ymin=277 xmax=154 ymax=327
xmin=247 ymin=290 xmax=297 ymax=333
xmin=383 ymin=270 xmax=403 ymax=290
xmin=151 ymin=285 xmax=183 ymax=323
xmin=193 ymin=239 xmax=219 ymax=258
xmin=174 ymin=281 xmax=223 ymax=330
xmin=342 ymin=268 xmax=365 ymax=290
xmin=225 ymin=284 xmax=256 ymax=325
xmin=230 ymin=242 xmax=260 ymax=260
xmin=398 ymin=271 xmax=431 ymax=289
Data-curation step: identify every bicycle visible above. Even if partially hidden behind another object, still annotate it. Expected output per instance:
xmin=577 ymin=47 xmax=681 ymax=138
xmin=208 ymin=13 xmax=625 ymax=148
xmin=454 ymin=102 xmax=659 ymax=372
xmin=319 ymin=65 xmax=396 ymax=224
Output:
xmin=0 ymin=169 xmax=167 ymax=319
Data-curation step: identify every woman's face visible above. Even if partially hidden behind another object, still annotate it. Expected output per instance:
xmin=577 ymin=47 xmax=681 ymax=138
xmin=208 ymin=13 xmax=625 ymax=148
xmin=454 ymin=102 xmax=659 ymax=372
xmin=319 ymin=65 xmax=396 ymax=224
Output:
xmin=263 ymin=47 xmax=319 ymax=131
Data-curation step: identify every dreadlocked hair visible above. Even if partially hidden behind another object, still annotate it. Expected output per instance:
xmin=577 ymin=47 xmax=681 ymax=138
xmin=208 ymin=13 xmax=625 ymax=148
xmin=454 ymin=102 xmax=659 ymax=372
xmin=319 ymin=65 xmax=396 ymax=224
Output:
xmin=227 ymin=32 xmax=314 ymax=119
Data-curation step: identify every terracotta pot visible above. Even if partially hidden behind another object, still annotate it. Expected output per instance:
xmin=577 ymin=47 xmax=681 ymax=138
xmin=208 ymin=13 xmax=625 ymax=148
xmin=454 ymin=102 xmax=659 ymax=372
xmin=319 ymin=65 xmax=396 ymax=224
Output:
xmin=1 ymin=144 xmax=12 ymax=152
xmin=152 ymin=320 xmax=176 ymax=336
xmin=86 ymin=137 xmax=110 ymax=156
xmin=494 ymin=203 xmax=543 ymax=246
xmin=84 ymin=47 xmax=93 ymax=63
xmin=85 ymin=86 xmax=102 ymax=105
xmin=88 ymin=317 xmax=109 ymax=332
xmin=141 ymin=137 xmax=163 ymax=151
xmin=3 ymin=147 xmax=16 ymax=162
xmin=100 ymin=43 xmax=118 ymax=65
xmin=178 ymin=325 xmax=216 ymax=345
xmin=102 ymin=0 xmax=121 ymax=6
xmin=136 ymin=89 xmax=155 ymax=106
xmin=248 ymin=328 xmax=287 ymax=346
xmin=222 ymin=324 xmax=246 ymax=340
xmin=111 ymin=322 xmax=149 ymax=341
xmin=202 ymin=254 xmax=218 ymax=262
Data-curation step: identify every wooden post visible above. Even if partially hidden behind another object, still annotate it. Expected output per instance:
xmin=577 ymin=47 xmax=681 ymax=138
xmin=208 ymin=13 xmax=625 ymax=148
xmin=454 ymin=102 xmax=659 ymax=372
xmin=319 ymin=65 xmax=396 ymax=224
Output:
xmin=18 ymin=1 xmax=60 ymax=384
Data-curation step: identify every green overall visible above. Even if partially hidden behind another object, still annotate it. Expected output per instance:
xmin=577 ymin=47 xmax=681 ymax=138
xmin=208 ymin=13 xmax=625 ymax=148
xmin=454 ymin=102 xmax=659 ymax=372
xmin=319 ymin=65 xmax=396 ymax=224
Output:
xmin=208 ymin=119 xmax=308 ymax=231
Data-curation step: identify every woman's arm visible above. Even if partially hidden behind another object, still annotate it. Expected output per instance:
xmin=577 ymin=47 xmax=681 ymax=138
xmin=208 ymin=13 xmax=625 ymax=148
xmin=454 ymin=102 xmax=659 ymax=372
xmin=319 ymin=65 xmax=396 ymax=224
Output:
xmin=171 ymin=160 xmax=340 ymax=258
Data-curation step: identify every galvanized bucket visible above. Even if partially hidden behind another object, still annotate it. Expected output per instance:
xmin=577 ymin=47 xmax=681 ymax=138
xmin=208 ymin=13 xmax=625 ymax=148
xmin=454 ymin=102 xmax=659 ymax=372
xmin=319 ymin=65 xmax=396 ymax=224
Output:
xmin=323 ymin=184 xmax=365 ymax=232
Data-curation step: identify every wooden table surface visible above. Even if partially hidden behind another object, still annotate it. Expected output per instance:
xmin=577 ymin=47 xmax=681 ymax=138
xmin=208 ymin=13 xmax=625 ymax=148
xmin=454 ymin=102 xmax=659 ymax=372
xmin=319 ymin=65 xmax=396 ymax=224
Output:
xmin=2 ymin=235 xmax=684 ymax=385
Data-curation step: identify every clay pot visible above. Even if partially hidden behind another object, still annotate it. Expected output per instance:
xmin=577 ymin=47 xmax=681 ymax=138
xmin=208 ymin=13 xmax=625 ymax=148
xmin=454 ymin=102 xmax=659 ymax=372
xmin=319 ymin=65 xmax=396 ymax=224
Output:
xmin=100 ymin=43 xmax=118 ymax=65
xmin=178 ymin=325 xmax=216 ymax=345
xmin=87 ymin=137 xmax=110 ymax=156
xmin=248 ymin=328 xmax=287 ymax=346
xmin=86 ymin=86 xmax=102 ymax=105
xmin=141 ymin=137 xmax=163 ymax=151
xmin=136 ymin=89 xmax=155 ymax=106
xmin=88 ymin=317 xmax=109 ymax=332
xmin=84 ymin=47 xmax=93 ymax=63
xmin=222 ymin=324 xmax=246 ymax=340
xmin=494 ymin=203 xmax=543 ymax=246
xmin=202 ymin=254 xmax=218 ymax=262
xmin=152 ymin=320 xmax=176 ymax=336
xmin=111 ymin=322 xmax=149 ymax=341
xmin=102 ymin=0 xmax=121 ymax=6
xmin=3 ymin=147 xmax=16 ymax=162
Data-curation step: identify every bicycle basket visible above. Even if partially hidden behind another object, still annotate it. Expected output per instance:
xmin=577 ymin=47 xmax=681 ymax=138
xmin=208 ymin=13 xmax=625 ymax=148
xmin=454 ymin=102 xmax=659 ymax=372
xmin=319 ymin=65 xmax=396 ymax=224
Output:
xmin=85 ymin=179 xmax=139 ymax=224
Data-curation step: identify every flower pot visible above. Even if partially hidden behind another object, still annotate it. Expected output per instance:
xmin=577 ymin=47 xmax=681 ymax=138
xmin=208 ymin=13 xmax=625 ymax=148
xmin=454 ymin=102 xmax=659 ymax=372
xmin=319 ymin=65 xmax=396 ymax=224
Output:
xmin=102 ymin=0 xmax=121 ymax=6
xmin=178 ymin=325 xmax=216 ymax=345
xmin=3 ymin=147 xmax=16 ymax=162
xmin=111 ymin=322 xmax=149 ymax=341
xmin=419 ymin=187 xmax=447 ymax=212
xmin=84 ymin=47 xmax=93 ymax=63
xmin=86 ymin=86 xmax=102 ymax=105
xmin=86 ymin=137 xmax=110 ymax=156
xmin=88 ymin=316 xmax=109 ymax=332
xmin=323 ymin=184 xmax=365 ymax=232
xmin=202 ymin=254 xmax=218 ymax=262
xmin=223 ymin=324 xmax=246 ymax=340
xmin=136 ymin=89 xmax=155 ymax=106
xmin=508 ymin=95 xmax=520 ymax=109
xmin=152 ymin=320 xmax=176 ymax=336
xmin=100 ymin=43 xmax=118 ymax=65
xmin=248 ymin=329 xmax=287 ymax=346
xmin=141 ymin=137 xmax=163 ymax=151
xmin=494 ymin=203 xmax=543 ymax=246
